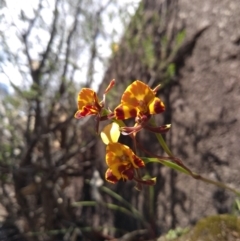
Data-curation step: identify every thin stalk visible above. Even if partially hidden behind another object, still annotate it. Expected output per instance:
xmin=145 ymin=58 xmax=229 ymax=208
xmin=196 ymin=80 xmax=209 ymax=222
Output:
xmin=149 ymin=118 xmax=173 ymax=156
xmin=143 ymin=157 xmax=240 ymax=196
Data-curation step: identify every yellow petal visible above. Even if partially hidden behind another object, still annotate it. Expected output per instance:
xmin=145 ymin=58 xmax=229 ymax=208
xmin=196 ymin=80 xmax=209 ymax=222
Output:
xmin=114 ymin=104 xmax=137 ymax=120
xmin=121 ymin=80 xmax=155 ymax=107
xmin=148 ymin=97 xmax=165 ymax=114
xmin=106 ymin=143 xmax=128 ymax=166
xmin=100 ymin=123 xmax=120 ymax=145
xmin=77 ymin=88 xmax=100 ymax=110
xmin=114 ymin=81 xmax=163 ymax=120
xmin=105 ymin=168 xmax=119 ymax=183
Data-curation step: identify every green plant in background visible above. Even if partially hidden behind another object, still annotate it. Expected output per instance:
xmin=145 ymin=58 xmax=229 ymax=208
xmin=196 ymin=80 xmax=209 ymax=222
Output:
xmin=73 ymin=184 xmax=147 ymax=226
xmin=165 ymin=227 xmax=189 ymax=240
xmin=142 ymin=36 xmax=156 ymax=69
xmin=158 ymin=215 xmax=240 ymax=241
xmin=180 ymin=215 xmax=240 ymax=241
xmin=231 ymin=197 xmax=240 ymax=215
xmin=123 ymin=0 xmax=187 ymax=89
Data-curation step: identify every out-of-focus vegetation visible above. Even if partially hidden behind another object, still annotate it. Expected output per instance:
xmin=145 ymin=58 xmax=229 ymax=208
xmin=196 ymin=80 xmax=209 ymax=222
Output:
xmin=0 ymin=0 xmax=140 ymax=240
xmin=159 ymin=215 xmax=240 ymax=241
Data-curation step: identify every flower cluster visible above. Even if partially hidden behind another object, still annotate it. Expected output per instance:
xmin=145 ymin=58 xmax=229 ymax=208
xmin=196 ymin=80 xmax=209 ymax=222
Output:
xmin=75 ymin=80 xmax=170 ymax=188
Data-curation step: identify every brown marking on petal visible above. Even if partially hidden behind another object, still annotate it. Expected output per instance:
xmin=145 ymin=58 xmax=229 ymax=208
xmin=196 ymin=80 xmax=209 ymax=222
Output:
xmin=105 ymin=169 xmax=118 ymax=183
xmin=114 ymin=106 xmax=125 ymax=120
xmin=132 ymin=155 xmax=145 ymax=168
xmin=77 ymin=88 xmax=102 ymax=112
xmin=129 ymin=108 xmax=137 ymax=117
xmin=118 ymin=165 xmax=129 ymax=173
xmin=154 ymin=99 xmax=165 ymax=113
xmin=80 ymin=106 xmax=97 ymax=116
xmin=75 ymin=106 xmax=99 ymax=119
xmin=91 ymin=105 xmax=101 ymax=112
xmin=121 ymin=167 xmax=134 ymax=180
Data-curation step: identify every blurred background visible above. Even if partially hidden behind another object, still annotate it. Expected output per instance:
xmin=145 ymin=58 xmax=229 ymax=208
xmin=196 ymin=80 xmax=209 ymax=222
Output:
xmin=0 ymin=0 xmax=240 ymax=240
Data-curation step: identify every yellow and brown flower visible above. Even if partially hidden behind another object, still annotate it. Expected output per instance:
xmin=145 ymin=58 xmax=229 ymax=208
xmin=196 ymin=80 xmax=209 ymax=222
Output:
xmin=114 ymin=80 xmax=170 ymax=135
xmin=114 ymin=80 xmax=165 ymax=120
xmin=105 ymin=143 xmax=145 ymax=183
xmin=74 ymin=80 xmax=115 ymax=132
xmin=75 ymin=88 xmax=102 ymax=119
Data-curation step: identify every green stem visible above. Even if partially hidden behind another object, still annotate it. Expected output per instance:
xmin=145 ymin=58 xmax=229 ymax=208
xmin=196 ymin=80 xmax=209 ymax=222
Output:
xmin=149 ymin=118 xmax=173 ymax=156
xmin=197 ymin=174 xmax=240 ymax=196
xmin=143 ymin=157 xmax=240 ymax=196
xmin=155 ymin=133 xmax=173 ymax=156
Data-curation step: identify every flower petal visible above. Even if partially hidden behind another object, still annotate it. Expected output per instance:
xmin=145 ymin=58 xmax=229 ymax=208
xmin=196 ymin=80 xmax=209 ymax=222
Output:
xmin=148 ymin=97 xmax=165 ymax=114
xmin=108 ymin=162 xmax=134 ymax=181
xmin=106 ymin=143 xmax=145 ymax=169
xmin=120 ymin=124 xmax=143 ymax=136
xmin=120 ymin=166 xmax=134 ymax=180
xmin=77 ymin=88 xmax=100 ymax=110
xmin=131 ymin=154 xmax=145 ymax=168
xmin=114 ymin=81 xmax=165 ymax=120
xmin=74 ymin=106 xmax=98 ymax=119
xmin=121 ymin=81 xmax=155 ymax=107
xmin=106 ymin=143 xmax=125 ymax=167
xmin=100 ymin=123 xmax=120 ymax=145
xmin=145 ymin=124 xmax=171 ymax=133
xmin=105 ymin=168 xmax=119 ymax=183
xmin=114 ymin=104 xmax=137 ymax=120
xmin=134 ymin=177 xmax=157 ymax=186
